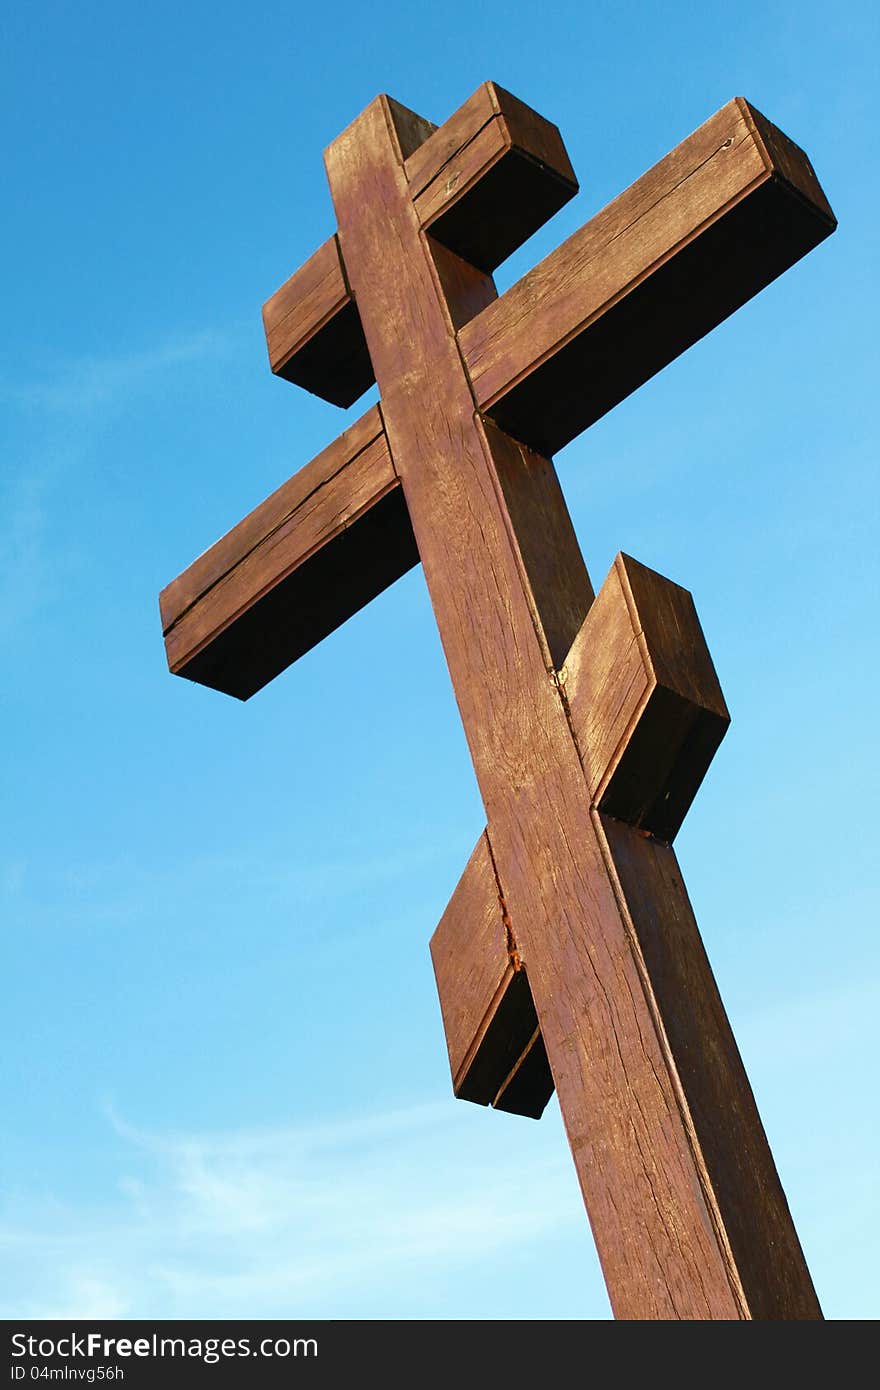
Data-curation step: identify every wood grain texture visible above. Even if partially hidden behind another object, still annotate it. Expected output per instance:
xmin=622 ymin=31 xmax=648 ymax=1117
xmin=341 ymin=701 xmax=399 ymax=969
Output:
xmin=483 ymin=416 xmax=593 ymax=671
xmin=327 ymin=95 xmax=741 ymax=1319
xmin=160 ymin=407 xmax=418 ymax=698
xmin=403 ymin=83 xmax=497 ymax=197
xmin=385 ymin=96 xmax=438 ymax=162
xmin=324 ymin=91 xmax=822 ymax=1319
xmin=429 ymin=831 xmax=553 ymax=1118
xmin=564 ymin=552 xmax=729 ymax=842
xmin=428 ymin=240 xmax=498 ymax=334
xmin=597 ymin=814 xmax=822 ymax=1319
xmin=459 ymin=97 xmax=837 ymax=455
xmin=433 ymin=549 xmax=726 ymax=1119
xmin=261 ymin=235 xmax=373 ymax=406
xmin=431 ymin=833 xmax=511 ymax=1096
xmin=411 ymin=81 xmax=577 ymax=272
xmin=162 ymin=84 xmax=834 ymax=1319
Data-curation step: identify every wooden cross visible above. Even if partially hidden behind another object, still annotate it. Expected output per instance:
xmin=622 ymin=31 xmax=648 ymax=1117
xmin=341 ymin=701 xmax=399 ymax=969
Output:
xmin=160 ymin=85 xmax=835 ymax=1319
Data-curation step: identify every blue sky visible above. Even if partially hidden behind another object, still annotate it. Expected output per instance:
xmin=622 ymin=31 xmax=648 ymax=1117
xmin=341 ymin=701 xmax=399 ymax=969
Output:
xmin=1 ymin=0 xmax=877 ymax=1319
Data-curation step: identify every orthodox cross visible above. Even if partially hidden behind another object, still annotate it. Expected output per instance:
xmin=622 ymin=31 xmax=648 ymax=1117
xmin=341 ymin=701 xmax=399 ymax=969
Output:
xmin=160 ymin=85 xmax=835 ymax=1318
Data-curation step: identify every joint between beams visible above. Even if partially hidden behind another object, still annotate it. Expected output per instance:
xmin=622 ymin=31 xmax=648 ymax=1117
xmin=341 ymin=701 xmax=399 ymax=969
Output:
xmin=503 ymin=904 xmax=522 ymax=972
xmin=554 ymin=661 xmax=601 ymax=808
xmin=484 ymin=828 xmax=524 ymax=972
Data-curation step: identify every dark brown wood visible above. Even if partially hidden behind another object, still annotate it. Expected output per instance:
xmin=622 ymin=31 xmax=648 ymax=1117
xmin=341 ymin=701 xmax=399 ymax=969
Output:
xmin=324 ymin=93 xmax=823 ymax=1319
xmin=163 ymin=84 xmax=835 ymax=1319
xmin=262 ymin=83 xmax=577 ymax=388
xmin=262 ymin=235 xmax=373 ymax=406
xmin=160 ymin=406 xmax=417 ymax=698
xmin=432 ymin=548 xmax=730 ymax=1119
xmin=410 ymin=81 xmax=578 ymax=272
xmin=491 ymin=1025 xmax=552 ymax=1118
xmin=384 ymin=97 xmax=437 ymax=162
xmin=564 ymin=552 xmax=729 ymax=842
xmin=596 ymin=815 xmax=820 ymax=1321
xmin=404 ymin=83 xmax=497 ymax=196
xmin=328 ymin=98 xmax=732 ymax=1318
xmin=459 ymin=98 xmax=836 ymax=455
xmin=483 ymin=417 xmax=593 ymax=670
xmin=431 ymin=832 xmax=513 ymax=1099
xmin=429 ymin=831 xmax=553 ymax=1119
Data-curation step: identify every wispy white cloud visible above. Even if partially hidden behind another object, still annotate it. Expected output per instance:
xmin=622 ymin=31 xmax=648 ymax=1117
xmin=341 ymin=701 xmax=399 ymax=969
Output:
xmin=1 ymin=972 xmax=874 ymax=1319
xmin=0 ymin=1100 xmax=582 ymax=1319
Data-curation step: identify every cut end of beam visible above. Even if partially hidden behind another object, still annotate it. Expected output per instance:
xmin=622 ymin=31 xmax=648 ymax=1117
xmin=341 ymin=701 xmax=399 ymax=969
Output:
xmin=564 ymin=552 xmax=729 ymax=842
xmin=430 ymin=831 xmax=554 ymax=1119
xmin=408 ymin=81 xmax=578 ymax=273
xmin=462 ymin=96 xmax=837 ymax=456
xmin=262 ymin=235 xmax=374 ymax=407
xmin=736 ymin=97 xmax=837 ymax=230
xmin=160 ymin=409 xmax=418 ymax=699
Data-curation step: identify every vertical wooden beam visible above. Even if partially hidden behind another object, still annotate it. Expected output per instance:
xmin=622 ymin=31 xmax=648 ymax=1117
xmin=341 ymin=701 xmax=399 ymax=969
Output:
xmin=324 ymin=96 xmax=821 ymax=1320
xmin=596 ymin=815 xmax=819 ymax=1322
